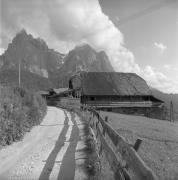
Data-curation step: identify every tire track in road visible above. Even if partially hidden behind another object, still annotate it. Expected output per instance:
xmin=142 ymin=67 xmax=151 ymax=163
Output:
xmin=39 ymin=111 xmax=69 ymax=180
xmin=0 ymin=107 xmax=87 ymax=180
xmin=49 ymin=111 xmax=74 ymax=180
xmin=57 ymin=112 xmax=80 ymax=180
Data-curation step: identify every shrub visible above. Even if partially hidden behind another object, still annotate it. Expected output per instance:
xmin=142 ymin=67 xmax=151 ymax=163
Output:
xmin=0 ymin=85 xmax=47 ymax=146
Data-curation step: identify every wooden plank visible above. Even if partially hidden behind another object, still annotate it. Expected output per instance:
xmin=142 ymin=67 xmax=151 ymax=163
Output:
xmin=97 ymin=124 xmax=129 ymax=180
xmin=74 ymin=106 xmax=158 ymax=180
xmin=90 ymin=109 xmax=158 ymax=180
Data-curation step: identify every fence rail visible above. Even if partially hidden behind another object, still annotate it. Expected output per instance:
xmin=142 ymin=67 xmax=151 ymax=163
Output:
xmin=58 ymin=98 xmax=158 ymax=180
xmin=84 ymin=106 xmax=158 ymax=180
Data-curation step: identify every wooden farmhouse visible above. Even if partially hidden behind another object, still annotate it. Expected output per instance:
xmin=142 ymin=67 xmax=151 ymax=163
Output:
xmin=68 ymin=71 xmax=164 ymax=118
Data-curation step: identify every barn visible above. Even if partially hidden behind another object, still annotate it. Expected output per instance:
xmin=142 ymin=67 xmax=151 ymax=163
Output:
xmin=68 ymin=71 xmax=164 ymax=118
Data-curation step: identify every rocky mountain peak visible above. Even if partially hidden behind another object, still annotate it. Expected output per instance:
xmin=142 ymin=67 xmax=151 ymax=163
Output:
xmin=53 ymin=43 xmax=114 ymax=87
xmin=0 ymin=29 xmax=64 ymax=78
xmin=66 ymin=44 xmax=113 ymax=68
xmin=16 ymin=29 xmax=28 ymax=37
xmin=13 ymin=29 xmax=49 ymax=51
xmin=12 ymin=29 xmax=29 ymax=44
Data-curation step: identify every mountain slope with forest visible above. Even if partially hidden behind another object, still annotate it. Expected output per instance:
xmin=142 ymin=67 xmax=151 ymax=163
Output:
xmin=0 ymin=69 xmax=52 ymax=91
xmin=151 ymin=88 xmax=178 ymax=121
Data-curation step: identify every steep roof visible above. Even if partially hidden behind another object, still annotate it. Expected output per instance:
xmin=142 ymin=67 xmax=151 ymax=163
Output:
xmin=79 ymin=72 xmax=151 ymax=96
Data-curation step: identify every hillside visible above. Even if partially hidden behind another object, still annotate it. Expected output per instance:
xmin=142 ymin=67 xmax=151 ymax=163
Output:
xmin=100 ymin=111 xmax=178 ymax=180
xmin=0 ymin=69 xmax=52 ymax=91
xmin=151 ymin=88 xmax=178 ymax=121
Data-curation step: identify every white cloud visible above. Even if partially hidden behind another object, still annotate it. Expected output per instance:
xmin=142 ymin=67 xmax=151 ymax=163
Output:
xmin=140 ymin=66 xmax=178 ymax=93
xmin=1 ymin=0 xmax=140 ymax=73
xmin=163 ymin=64 xmax=171 ymax=70
xmin=0 ymin=48 xmax=5 ymax=55
xmin=154 ymin=42 xmax=167 ymax=52
xmin=163 ymin=64 xmax=178 ymax=72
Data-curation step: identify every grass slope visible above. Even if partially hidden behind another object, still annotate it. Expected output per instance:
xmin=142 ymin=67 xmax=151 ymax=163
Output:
xmin=151 ymin=88 xmax=178 ymax=121
xmin=100 ymin=111 xmax=178 ymax=180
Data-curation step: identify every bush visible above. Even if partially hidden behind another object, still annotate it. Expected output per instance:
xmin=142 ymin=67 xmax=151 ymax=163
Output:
xmin=0 ymin=85 xmax=47 ymax=146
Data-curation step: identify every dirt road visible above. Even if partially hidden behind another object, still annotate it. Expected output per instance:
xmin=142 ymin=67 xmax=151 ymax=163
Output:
xmin=0 ymin=107 xmax=87 ymax=180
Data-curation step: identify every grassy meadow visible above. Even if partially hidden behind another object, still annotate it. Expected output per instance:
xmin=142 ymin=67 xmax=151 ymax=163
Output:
xmin=100 ymin=111 xmax=178 ymax=180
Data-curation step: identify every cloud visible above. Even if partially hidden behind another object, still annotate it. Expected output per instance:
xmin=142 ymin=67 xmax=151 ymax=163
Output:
xmin=163 ymin=64 xmax=171 ymax=70
xmin=154 ymin=42 xmax=167 ymax=52
xmin=163 ymin=64 xmax=178 ymax=72
xmin=141 ymin=66 xmax=178 ymax=93
xmin=1 ymin=0 xmax=140 ymax=73
xmin=0 ymin=48 xmax=5 ymax=55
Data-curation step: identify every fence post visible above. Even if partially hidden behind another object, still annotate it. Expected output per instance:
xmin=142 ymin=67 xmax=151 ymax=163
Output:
xmin=133 ymin=139 xmax=142 ymax=151
xmin=102 ymin=124 xmax=106 ymax=136
xmin=105 ymin=116 xmax=108 ymax=122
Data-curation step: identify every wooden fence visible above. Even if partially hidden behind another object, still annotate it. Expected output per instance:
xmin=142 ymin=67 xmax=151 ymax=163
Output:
xmin=83 ymin=106 xmax=158 ymax=180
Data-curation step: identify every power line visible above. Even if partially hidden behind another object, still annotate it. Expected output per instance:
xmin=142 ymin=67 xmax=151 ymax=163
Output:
xmin=119 ymin=0 xmax=177 ymax=26
xmin=81 ymin=0 xmax=177 ymax=40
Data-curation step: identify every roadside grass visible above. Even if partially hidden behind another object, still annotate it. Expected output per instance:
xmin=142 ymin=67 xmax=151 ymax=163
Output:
xmin=74 ymin=108 xmax=115 ymax=180
xmin=0 ymin=85 xmax=47 ymax=147
xmin=99 ymin=111 xmax=178 ymax=180
xmin=83 ymin=123 xmax=101 ymax=179
xmin=76 ymin=109 xmax=101 ymax=179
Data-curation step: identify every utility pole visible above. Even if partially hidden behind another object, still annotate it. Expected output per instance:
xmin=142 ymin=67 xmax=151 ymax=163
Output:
xmin=170 ymin=100 xmax=174 ymax=122
xmin=19 ymin=59 xmax=21 ymax=87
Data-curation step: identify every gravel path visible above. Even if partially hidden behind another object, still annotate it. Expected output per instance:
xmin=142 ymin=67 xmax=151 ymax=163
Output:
xmin=0 ymin=106 xmax=87 ymax=180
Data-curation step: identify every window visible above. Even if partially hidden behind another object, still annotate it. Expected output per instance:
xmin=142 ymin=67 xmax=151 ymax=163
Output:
xmin=90 ymin=97 xmax=95 ymax=101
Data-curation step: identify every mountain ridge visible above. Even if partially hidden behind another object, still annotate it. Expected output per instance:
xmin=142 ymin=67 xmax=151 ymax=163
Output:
xmin=0 ymin=69 xmax=52 ymax=91
xmin=0 ymin=29 xmax=64 ymax=78
xmin=52 ymin=43 xmax=114 ymax=87
xmin=0 ymin=30 xmax=114 ymax=88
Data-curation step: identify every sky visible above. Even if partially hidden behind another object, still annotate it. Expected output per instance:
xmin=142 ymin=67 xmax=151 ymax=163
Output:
xmin=0 ymin=0 xmax=178 ymax=93
xmin=99 ymin=0 xmax=178 ymax=93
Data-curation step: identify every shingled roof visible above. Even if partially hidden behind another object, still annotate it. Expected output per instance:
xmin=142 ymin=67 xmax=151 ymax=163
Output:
xmin=79 ymin=72 xmax=151 ymax=96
